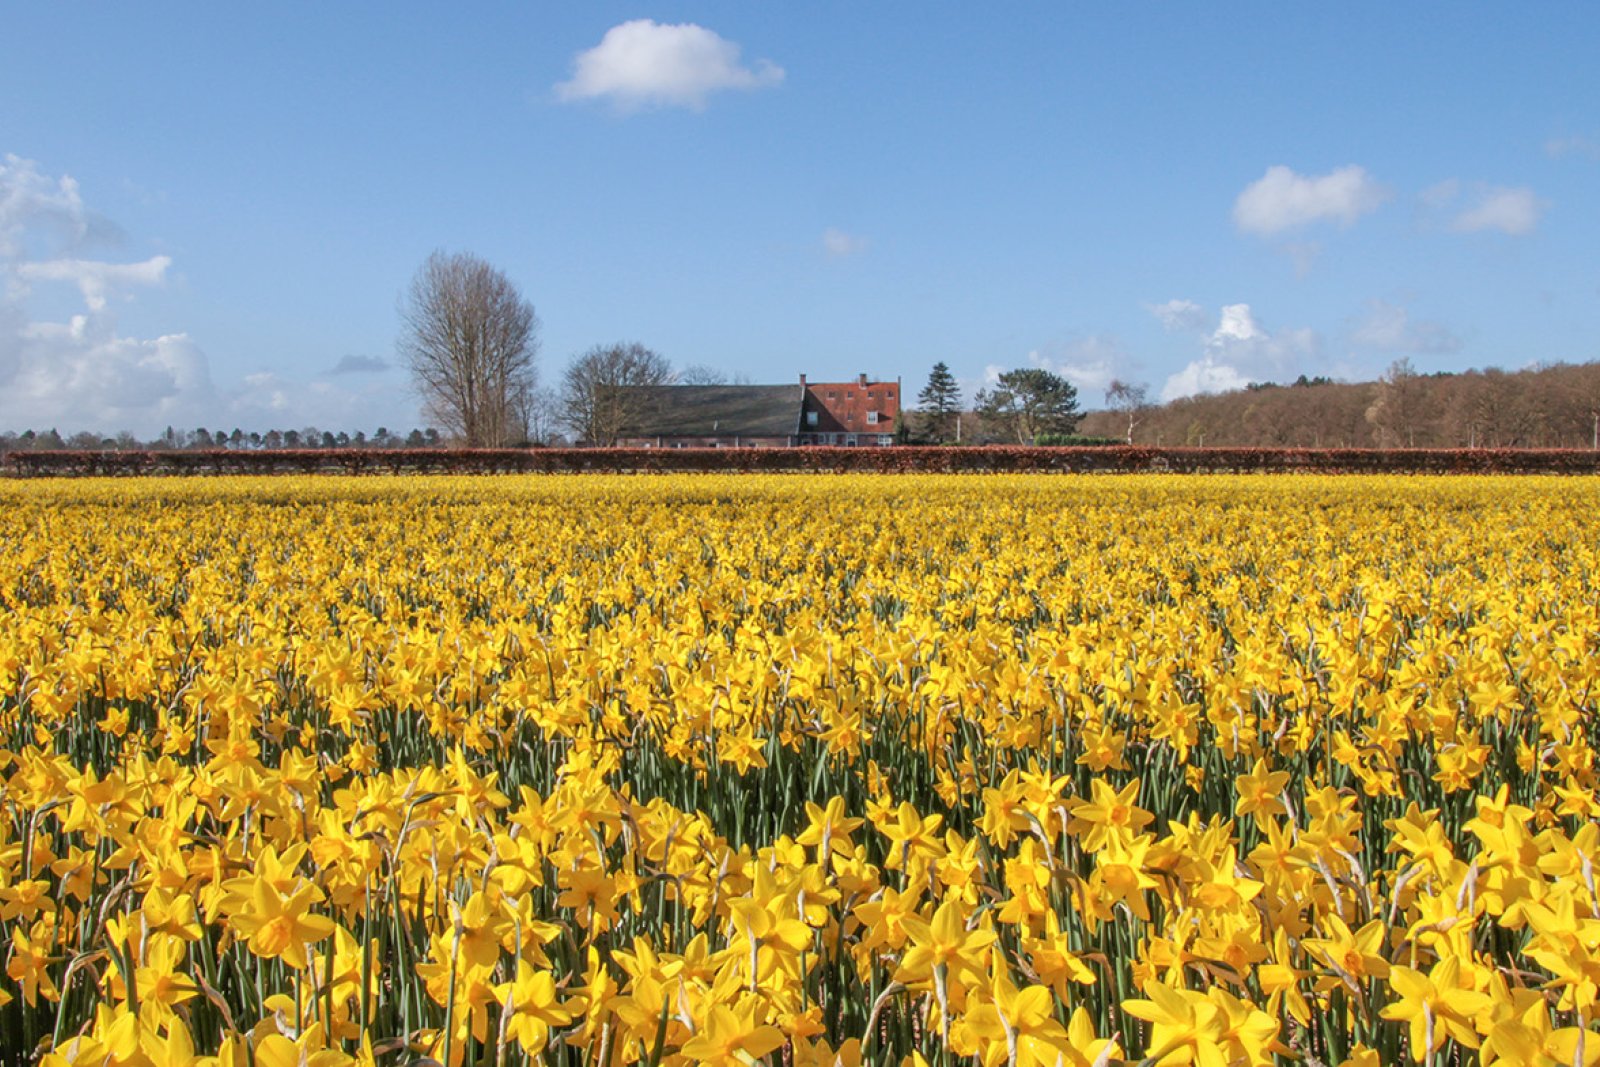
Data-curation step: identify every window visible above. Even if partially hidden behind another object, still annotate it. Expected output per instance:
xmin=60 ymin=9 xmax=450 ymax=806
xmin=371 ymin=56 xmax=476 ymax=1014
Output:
xmin=866 ymin=411 xmax=880 ymax=425
xmin=806 ymin=411 xmax=818 ymax=427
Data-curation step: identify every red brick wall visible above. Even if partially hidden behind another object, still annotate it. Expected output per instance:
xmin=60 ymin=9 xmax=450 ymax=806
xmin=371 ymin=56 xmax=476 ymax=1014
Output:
xmin=802 ymin=376 xmax=901 ymax=441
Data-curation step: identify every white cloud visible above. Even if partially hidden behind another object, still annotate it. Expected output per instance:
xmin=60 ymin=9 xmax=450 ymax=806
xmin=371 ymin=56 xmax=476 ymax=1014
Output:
xmin=1027 ymin=336 xmax=1132 ymax=394
xmin=555 ymin=20 xmax=783 ymax=111
xmin=0 ymin=155 xmax=417 ymax=437
xmin=1351 ymin=299 xmax=1461 ymax=354
xmin=0 ymin=157 xmax=214 ymax=434
xmin=1450 ymin=185 xmax=1544 ymax=235
xmin=1233 ymin=165 xmax=1388 ymax=236
xmin=1545 ymin=135 xmax=1600 ymax=160
xmin=1146 ymin=298 xmax=1207 ymax=333
xmin=17 ymin=255 xmax=170 ymax=311
xmin=1161 ymin=358 xmax=1253 ymax=400
xmin=0 ymin=154 xmax=89 ymax=257
xmin=1160 ymin=302 xmax=1319 ymax=401
xmin=821 ymin=227 xmax=867 ymax=258
xmin=2 ymin=314 xmax=215 ymax=431
xmin=1213 ymin=303 xmax=1262 ymax=343
xmin=1420 ymin=178 xmax=1460 ymax=210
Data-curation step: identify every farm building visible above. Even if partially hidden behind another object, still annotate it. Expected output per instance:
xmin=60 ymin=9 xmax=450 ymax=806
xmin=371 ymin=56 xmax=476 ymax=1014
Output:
xmin=798 ymin=374 xmax=902 ymax=447
xmin=613 ymin=384 xmax=804 ymax=448
xmin=612 ymin=375 xmax=902 ymax=448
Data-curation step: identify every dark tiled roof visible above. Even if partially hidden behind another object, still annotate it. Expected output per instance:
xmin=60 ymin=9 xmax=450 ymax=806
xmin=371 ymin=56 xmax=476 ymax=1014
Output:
xmin=614 ymin=385 xmax=803 ymax=437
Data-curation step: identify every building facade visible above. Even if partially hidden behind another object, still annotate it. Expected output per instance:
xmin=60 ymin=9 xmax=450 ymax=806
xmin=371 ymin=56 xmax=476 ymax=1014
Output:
xmin=798 ymin=374 xmax=902 ymax=446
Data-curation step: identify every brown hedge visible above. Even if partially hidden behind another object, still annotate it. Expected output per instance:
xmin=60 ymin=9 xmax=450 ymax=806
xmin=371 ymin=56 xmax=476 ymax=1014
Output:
xmin=6 ymin=446 xmax=1600 ymax=477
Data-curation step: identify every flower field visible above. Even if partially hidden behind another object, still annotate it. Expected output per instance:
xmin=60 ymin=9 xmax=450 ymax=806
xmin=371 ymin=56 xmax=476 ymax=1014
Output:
xmin=2 ymin=473 xmax=1598 ymax=1066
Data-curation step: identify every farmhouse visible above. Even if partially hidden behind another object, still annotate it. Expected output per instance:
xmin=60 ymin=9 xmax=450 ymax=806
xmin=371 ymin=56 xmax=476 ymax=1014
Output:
xmin=613 ymin=384 xmax=804 ymax=448
xmin=613 ymin=374 xmax=902 ymax=448
xmin=798 ymin=374 xmax=901 ymax=447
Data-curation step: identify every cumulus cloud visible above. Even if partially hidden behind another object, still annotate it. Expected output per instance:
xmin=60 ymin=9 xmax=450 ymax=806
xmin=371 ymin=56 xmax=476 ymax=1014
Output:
xmin=1160 ymin=303 xmax=1318 ymax=402
xmin=1233 ymin=165 xmax=1388 ymax=236
xmin=1146 ymin=299 xmax=1208 ymax=333
xmin=1161 ymin=358 xmax=1254 ymax=400
xmin=0 ymin=155 xmax=416 ymax=437
xmin=1 ymin=154 xmax=94 ymax=256
xmin=330 ymin=353 xmax=390 ymax=375
xmin=1450 ymin=185 xmax=1544 ymax=235
xmin=2 ymin=313 xmax=214 ymax=431
xmin=1026 ymin=336 xmax=1133 ymax=395
xmin=16 ymin=255 xmax=171 ymax=311
xmin=1351 ymin=299 xmax=1461 ymax=354
xmin=821 ymin=227 xmax=867 ymax=258
xmin=0 ymin=157 xmax=218 ymax=434
xmin=555 ymin=20 xmax=783 ymax=111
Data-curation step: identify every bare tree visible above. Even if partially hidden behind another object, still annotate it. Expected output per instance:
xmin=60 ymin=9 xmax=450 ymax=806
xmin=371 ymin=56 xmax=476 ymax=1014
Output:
xmin=516 ymin=385 xmax=562 ymax=445
xmin=1104 ymin=379 xmax=1149 ymax=444
xmin=676 ymin=364 xmax=754 ymax=386
xmin=560 ymin=342 xmax=674 ymax=445
xmin=676 ymin=364 xmax=727 ymax=385
xmin=399 ymin=251 xmax=539 ymax=447
xmin=1365 ymin=358 xmax=1424 ymax=447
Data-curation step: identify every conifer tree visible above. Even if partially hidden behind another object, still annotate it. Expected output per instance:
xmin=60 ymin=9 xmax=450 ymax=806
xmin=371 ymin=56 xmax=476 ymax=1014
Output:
xmin=917 ymin=361 xmax=963 ymax=443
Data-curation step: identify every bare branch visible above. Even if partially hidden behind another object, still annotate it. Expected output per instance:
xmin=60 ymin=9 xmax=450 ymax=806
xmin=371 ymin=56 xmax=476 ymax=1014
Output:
xmin=398 ymin=251 xmax=539 ymax=447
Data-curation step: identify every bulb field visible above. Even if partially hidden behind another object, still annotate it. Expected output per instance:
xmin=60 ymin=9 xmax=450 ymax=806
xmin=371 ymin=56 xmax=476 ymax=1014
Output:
xmin=3 ymin=473 xmax=1600 ymax=1067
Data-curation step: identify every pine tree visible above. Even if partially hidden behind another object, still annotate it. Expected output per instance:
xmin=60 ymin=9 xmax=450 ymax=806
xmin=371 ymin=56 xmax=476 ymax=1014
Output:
xmin=917 ymin=361 xmax=963 ymax=443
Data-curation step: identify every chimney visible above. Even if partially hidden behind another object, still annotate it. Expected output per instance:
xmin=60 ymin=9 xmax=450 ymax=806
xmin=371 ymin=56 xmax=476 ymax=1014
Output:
xmin=858 ymin=373 xmax=868 ymax=386
xmin=799 ymin=374 xmax=807 ymax=388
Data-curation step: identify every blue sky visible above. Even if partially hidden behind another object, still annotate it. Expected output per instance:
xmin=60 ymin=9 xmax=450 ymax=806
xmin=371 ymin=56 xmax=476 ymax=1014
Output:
xmin=2 ymin=3 xmax=1597 ymax=435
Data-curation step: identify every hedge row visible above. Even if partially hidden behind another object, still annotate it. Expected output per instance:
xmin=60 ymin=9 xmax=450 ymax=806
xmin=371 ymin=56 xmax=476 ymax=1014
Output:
xmin=6 ymin=446 xmax=1600 ymax=477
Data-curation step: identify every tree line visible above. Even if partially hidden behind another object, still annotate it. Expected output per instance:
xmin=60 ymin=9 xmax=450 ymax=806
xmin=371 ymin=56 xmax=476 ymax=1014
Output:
xmin=1073 ymin=359 xmax=1600 ymax=449
xmin=907 ymin=357 xmax=1600 ymax=450
xmin=0 ymin=426 xmax=444 ymax=455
